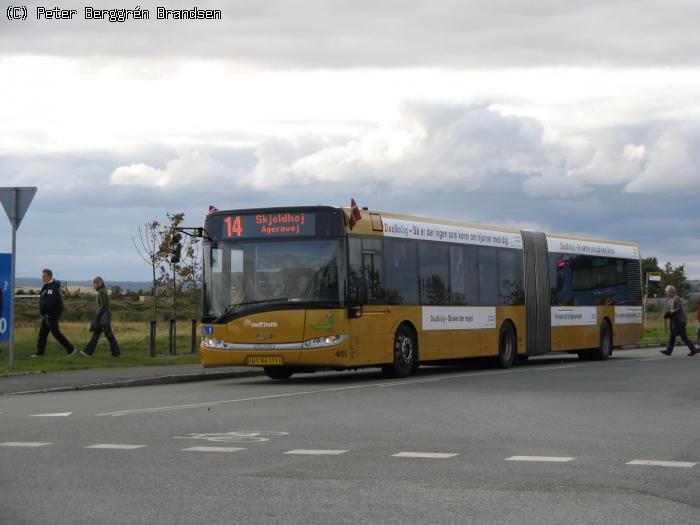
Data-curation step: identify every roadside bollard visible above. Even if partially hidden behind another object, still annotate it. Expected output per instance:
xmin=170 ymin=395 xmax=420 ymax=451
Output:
xmin=191 ymin=319 xmax=197 ymax=354
xmin=169 ymin=318 xmax=176 ymax=355
xmin=149 ymin=320 xmax=157 ymax=358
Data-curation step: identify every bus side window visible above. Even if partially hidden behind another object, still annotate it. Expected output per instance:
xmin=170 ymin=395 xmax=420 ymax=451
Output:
xmin=477 ymin=247 xmax=499 ymax=305
xmin=498 ymin=248 xmax=524 ymax=305
xmin=385 ymin=239 xmax=418 ymax=305
xmin=465 ymin=246 xmax=479 ymax=305
xmin=450 ymin=246 xmax=466 ymax=305
xmin=551 ymin=253 xmax=574 ymax=306
xmin=419 ymin=242 xmax=450 ymax=305
xmin=362 ymin=237 xmax=385 ymax=303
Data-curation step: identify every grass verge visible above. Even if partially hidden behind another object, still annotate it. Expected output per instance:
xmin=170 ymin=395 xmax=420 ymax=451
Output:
xmin=0 ymin=321 xmax=200 ymax=375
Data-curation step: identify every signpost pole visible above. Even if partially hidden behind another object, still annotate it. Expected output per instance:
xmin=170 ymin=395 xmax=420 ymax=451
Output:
xmin=643 ymin=274 xmax=647 ymax=324
xmin=9 ymin=191 xmax=17 ymax=368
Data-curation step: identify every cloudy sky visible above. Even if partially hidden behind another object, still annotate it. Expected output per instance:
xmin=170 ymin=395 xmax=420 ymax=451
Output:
xmin=1 ymin=0 xmax=698 ymax=282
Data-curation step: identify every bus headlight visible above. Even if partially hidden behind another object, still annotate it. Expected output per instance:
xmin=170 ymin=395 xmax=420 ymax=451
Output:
xmin=303 ymin=334 xmax=348 ymax=349
xmin=201 ymin=337 xmax=237 ymax=350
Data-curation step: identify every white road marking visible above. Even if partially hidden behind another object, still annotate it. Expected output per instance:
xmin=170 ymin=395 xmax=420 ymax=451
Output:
xmin=378 ymin=377 xmax=445 ymax=387
xmin=85 ymin=444 xmax=147 ymax=450
xmin=285 ymin=449 xmax=349 ymax=455
xmin=182 ymin=446 xmax=246 ymax=453
xmin=29 ymin=412 xmax=73 ymax=417
xmin=506 ymin=456 xmax=575 ymax=463
xmin=174 ymin=431 xmax=288 ymax=443
xmin=392 ymin=452 xmax=459 ymax=459
xmin=627 ymin=460 xmax=697 ymax=468
xmin=97 ymin=365 xmax=579 ymax=417
xmin=0 ymin=442 xmax=52 ymax=447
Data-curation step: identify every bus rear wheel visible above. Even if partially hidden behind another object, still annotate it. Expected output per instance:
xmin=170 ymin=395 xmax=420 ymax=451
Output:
xmin=263 ymin=366 xmax=294 ymax=380
xmin=591 ymin=321 xmax=613 ymax=361
xmin=381 ymin=325 xmax=417 ymax=379
xmin=497 ymin=322 xmax=516 ymax=369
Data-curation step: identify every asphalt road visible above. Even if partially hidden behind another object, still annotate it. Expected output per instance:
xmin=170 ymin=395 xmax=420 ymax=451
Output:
xmin=1 ymin=347 xmax=699 ymax=524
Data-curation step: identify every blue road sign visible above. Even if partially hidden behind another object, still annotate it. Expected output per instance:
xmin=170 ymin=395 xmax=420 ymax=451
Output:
xmin=0 ymin=253 xmax=11 ymax=342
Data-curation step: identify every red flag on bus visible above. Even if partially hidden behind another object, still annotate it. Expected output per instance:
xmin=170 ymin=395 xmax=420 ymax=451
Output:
xmin=349 ymin=198 xmax=362 ymax=229
xmin=208 ymin=205 xmax=219 ymax=214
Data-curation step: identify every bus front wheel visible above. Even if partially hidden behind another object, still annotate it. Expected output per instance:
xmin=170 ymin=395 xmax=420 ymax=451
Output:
xmin=263 ymin=366 xmax=294 ymax=380
xmin=381 ymin=325 xmax=417 ymax=378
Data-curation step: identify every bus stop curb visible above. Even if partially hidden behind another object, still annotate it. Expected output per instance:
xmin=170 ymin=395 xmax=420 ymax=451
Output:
xmin=4 ymin=369 xmax=265 ymax=395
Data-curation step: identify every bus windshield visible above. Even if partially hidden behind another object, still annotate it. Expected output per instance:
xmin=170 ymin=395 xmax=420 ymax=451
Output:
xmin=203 ymin=239 xmax=345 ymax=321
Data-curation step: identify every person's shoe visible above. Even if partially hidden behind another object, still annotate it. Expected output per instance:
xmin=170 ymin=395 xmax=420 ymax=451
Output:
xmin=67 ymin=348 xmax=77 ymax=356
xmin=80 ymin=350 xmax=92 ymax=357
xmin=687 ymin=350 xmax=698 ymax=357
xmin=111 ymin=353 xmax=121 ymax=358
xmin=660 ymin=350 xmax=672 ymax=356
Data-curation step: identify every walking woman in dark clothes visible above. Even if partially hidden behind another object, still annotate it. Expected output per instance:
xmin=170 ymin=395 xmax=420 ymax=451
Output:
xmin=81 ymin=276 xmax=121 ymax=357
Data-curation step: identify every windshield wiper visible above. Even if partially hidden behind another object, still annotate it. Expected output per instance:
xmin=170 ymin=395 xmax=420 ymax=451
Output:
xmin=227 ymin=296 xmax=289 ymax=309
xmin=216 ymin=297 xmax=290 ymax=320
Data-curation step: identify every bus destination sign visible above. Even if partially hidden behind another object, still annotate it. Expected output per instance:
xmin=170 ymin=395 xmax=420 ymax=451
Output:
xmin=223 ymin=212 xmax=316 ymax=239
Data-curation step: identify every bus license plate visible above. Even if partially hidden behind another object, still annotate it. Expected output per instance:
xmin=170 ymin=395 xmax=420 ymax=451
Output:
xmin=248 ymin=356 xmax=283 ymax=366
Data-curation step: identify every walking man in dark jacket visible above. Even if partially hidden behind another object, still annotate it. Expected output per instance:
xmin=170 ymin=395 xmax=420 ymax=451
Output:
xmin=32 ymin=268 xmax=76 ymax=357
xmin=660 ymin=285 xmax=697 ymax=357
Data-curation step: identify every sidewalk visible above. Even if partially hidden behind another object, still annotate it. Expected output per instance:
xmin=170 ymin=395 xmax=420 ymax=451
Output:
xmin=0 ymin=364 xmax=264 ymax=395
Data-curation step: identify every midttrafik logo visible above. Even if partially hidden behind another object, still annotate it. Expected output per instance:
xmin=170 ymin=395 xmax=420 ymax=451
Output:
xmin=244 ymin=320 xmax=278 ymax=328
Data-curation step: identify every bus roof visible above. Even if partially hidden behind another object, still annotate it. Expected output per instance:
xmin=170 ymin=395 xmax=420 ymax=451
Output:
xmin=342 ymin=207 xmax=640 ymax=248
xmin=205 ymin=205 xmax=638 ymax=249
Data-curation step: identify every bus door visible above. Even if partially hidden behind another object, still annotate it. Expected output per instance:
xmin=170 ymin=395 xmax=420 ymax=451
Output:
xmin=348 ymin=237 xmax=389 ymax=365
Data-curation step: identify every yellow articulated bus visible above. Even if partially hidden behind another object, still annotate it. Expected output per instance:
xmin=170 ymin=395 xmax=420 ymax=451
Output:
xmin=199 ymin=206 xmax=643 ymax=380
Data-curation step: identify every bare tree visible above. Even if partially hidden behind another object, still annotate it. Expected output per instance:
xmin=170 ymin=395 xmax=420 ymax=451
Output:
xmin=131 ymin=219 xmax=165 ymax=321
xmin=157 ymin=212 xmax=201 ymax=319
xmin=179 ymin=231 xmax=202 ymax=291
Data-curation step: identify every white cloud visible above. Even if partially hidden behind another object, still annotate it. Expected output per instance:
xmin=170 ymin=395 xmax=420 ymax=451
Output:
xmin=624 ymin=144 xmax=646 ymax=161
xmin=110 ymin=163 xmax=168 ymax=187
xmin=246 ymin=103 xmax=556 ymax=194
xmin=103 ymin=103 xmax=698 ymax=204
xmin=109 ymin=151 xmax=227 ymax=188
xmin=625 ymin=131 xmax=700 ymax=194
xmin=4 ymin=57 xmax=700 ymax=159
